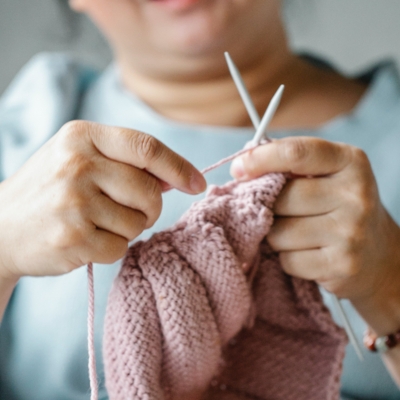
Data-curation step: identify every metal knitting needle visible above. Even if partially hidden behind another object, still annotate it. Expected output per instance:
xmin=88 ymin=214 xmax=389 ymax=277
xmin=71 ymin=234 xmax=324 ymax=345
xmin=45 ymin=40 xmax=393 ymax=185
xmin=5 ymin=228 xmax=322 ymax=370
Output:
xmin=225 ymin=52 xmax=260 ymax=129
xmin=225 ymin=51 xmax=284 ymax=143
xmin=332 ymin=295 xmax=364 ymax=361
xmin=225 ymin=52 xmax=364 ymax=361
xmin=251 ymin=84 xmax=284 ymax=145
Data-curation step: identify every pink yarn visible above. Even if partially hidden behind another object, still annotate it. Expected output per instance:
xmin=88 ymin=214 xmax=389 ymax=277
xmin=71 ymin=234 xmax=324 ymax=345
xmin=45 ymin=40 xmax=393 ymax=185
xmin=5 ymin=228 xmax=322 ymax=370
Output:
xmin=102 ymin=173 xmax=347 ymax=399
xmin=86 ymin=143 xmax=261 ymax=398
xmin=200 ymin=144 xmax=258 ymax=175
xmin=87 ymin=263 xmax=98 ymax=400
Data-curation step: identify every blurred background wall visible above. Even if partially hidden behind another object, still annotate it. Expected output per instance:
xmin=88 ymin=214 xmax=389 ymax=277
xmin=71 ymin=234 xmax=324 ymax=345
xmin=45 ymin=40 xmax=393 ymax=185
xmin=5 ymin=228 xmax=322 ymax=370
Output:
xmin=0 ymin=0 xmax=399 ymax=95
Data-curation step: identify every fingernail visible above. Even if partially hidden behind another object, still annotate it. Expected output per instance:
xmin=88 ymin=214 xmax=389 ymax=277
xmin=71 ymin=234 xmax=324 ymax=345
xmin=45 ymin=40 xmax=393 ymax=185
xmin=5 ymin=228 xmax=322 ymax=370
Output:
xmin=190 ymin=172 xmax=207 ymax=194
xmin=230 ymin=157 xmax=245 ymax=178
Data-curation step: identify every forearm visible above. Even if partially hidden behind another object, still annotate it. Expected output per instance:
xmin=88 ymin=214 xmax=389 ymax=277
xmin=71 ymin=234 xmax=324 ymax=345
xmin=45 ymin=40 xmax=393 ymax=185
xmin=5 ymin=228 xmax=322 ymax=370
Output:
xmin=352 ymin=261 xmax=400 ymax=386
xmin=0 ymin=275 xmax=18 ymax=324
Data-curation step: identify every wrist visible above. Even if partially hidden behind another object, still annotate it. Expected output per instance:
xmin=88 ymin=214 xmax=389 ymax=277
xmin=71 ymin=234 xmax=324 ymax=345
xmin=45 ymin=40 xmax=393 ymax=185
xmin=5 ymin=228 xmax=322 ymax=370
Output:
xmin=352 ymin=215 xmax=400 ymax=336
xmin=0 ymin=224 xmax=20 ymax=282
xmin=0 ymin=257 xmax=20 ymax=288
xmin=352 ymin=265 xmax=400 ymax=336
xmin=0 ymin=274 xmax=19 ymax=322
xmin=0 ymin=247 xmax=19 ymax=283
xmin=0 ymin=274 xmax=18 ymax=291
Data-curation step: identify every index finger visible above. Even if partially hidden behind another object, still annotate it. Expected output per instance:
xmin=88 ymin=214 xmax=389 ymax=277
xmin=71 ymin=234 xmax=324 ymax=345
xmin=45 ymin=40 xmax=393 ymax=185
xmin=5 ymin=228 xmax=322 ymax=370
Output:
xmin=84 ymin=122 xmax=206 ymax=194
xmin=230 ymin=136 xmax=353 ymax=178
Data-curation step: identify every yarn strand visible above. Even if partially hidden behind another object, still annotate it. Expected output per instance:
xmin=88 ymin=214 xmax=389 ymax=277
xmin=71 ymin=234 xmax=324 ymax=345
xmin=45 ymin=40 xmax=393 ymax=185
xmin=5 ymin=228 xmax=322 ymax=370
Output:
xmin=200 ymin=143 xmax=259 ymax=175
xmin=87 ymin=262 xmax=99 ymax=400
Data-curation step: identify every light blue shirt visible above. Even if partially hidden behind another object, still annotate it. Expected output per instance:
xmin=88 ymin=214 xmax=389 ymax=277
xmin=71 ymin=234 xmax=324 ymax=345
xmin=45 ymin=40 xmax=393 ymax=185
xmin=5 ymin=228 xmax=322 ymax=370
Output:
xmin=0 ymin=53 xmax=400 ymax=399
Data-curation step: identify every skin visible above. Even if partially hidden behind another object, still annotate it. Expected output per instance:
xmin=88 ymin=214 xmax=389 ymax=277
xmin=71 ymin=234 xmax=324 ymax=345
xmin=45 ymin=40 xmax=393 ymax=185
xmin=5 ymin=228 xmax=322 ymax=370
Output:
xmin=0 ymin=122 xmax=206 ymax=319
xmin=1 ymin=0 xmax=400 ymax=389
xmin=230 ymin=138 xmax=400 ymax=385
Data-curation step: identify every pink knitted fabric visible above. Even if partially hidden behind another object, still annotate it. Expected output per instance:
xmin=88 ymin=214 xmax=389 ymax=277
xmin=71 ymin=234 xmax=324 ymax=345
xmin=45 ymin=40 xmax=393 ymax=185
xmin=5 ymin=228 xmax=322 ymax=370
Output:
xmin=103 ymin=173 xmax=347 ymax=400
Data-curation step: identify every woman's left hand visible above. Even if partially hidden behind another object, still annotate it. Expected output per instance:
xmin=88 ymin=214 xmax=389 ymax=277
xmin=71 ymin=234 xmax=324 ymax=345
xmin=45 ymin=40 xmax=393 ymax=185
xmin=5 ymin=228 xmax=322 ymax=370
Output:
xmin=230 ymin=136 xmax=400 ymax=303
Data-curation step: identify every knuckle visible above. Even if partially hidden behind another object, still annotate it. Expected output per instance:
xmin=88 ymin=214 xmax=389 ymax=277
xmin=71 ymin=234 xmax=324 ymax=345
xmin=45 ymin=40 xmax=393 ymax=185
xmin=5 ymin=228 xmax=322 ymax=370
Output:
xmin=266 ymin=231 xmax=279 ymax=251
xmin=281 ymin=138 xmax=308 ymax=166
xmin=59 ymin=152 xmax=95 ymax=183
xmin=49 ymin=221 xmax=86 ymax=250
xmin=350 ymin=146 xmax=369 ymax=167
xmin=335 ymin=229 xmax=364 ymax=278
xmin=101 ymin=239 xmax=128 ymax=264
xmin=59 ymin=120 xmax=87 ymax=141
xmin=343 ymin=228 xmax=363 ymax=252
xmin=141 ymin=175 xmax=162 ymax=225
xmin=52 ymin=188 xmax=78 ymax=213
xmin=349 ymin=147 xmax=375 ymax=189
xmin=143 ymin=173 xmax=162 ymax=203
xmin=326 ymin=215 xmax=364 ymax=279
xmin=357 ymin=196 xmax=375 ymax=219
xmin=146 ymin=202 xmax=162 ymax=228
xmin=131 ymin=212 xmax=148 ymax=236
xmin=48 ymin=193 xmax=91 ymax=250
xmin=337 ymin=255 xmax=361 ymax=278
xmin=133 ymin=133 xmax=162 ymax=163
xmin=346 ymin=182 xmax=376 ymax=220
xmin=278 ymin=252 xmax=295 ymax=275
xmin=122 ymin=212 xmax=146 ymax=241
xmin=117 ymin=211 xmax=148 ymax=242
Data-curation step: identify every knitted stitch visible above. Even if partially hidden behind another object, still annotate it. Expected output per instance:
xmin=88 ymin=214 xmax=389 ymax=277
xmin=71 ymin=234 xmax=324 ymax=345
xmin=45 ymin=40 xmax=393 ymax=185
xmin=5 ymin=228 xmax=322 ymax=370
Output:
xmin=103 ymin=173 xmax=347 ymax=400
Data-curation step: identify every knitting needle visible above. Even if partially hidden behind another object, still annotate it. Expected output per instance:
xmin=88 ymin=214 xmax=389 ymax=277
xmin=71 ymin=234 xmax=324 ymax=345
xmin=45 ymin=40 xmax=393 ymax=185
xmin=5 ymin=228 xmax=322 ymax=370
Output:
xmin=225 ymin=52 xmax=261 ymax=129
xmin=225 ymin=51 xmax=283 ymax=143
xmin=332 ymin=295 xmax=364 ymax=361
xmin=225 ymin=51 xmax=364 ymax=362
xmin=251 ymin=84 xmax=284 ymax=145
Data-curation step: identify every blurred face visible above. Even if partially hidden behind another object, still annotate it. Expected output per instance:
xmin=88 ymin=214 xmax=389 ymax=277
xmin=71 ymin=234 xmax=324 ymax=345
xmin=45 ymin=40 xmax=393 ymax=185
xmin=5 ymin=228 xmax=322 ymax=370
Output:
xmin=70 ymin=0 xmax=282 ymax=79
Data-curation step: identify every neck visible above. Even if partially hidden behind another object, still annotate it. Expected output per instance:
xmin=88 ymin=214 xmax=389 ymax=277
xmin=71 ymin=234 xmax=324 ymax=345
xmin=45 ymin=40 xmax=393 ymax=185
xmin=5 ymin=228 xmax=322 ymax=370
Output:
xmin=119 ymin=49 xmax=300 ymax=127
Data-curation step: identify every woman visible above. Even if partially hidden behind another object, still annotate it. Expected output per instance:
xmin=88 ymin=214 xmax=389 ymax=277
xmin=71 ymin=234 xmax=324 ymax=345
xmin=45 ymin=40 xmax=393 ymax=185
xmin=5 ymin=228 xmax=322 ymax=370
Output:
xmin=0 ymin=0 xmax=400 ymax=398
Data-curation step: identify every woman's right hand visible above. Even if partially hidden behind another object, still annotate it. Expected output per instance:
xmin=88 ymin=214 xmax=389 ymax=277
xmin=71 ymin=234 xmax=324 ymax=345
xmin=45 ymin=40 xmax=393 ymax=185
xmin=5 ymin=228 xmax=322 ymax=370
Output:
xmin=0 ymin=121 xmax=206 ymax=280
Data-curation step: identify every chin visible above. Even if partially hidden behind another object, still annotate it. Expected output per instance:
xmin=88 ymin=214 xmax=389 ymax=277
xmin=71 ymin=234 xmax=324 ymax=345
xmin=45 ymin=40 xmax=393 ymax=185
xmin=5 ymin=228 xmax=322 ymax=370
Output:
xmin=158 ymin=22 xmax=225 ymax=56
xmin=146 ymin=0 xmax=250 ymax=56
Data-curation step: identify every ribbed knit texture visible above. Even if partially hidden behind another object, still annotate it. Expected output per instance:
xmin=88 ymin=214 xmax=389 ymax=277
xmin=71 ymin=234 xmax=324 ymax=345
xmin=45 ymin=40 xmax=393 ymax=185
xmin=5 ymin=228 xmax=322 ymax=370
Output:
xmin=103 ymin=173 xmax=347 ymax=400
